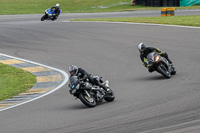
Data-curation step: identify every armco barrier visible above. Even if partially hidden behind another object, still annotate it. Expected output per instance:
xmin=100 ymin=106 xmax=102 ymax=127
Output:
xmin=161 ymin=7 xmax=175 ymax=17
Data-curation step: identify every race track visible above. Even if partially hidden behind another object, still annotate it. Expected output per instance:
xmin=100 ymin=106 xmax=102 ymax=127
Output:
xmin=0 ymin=10 xmax=200 ymax=133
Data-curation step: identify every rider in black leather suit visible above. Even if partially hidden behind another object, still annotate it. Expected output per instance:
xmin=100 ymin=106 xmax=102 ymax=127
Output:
xmin=50 ymin=3 xmax=61 ymax=20
xmin=138 ymin=42 xmax=173 ymax=72
xmin=68 ymin=65 xmax=109 ymax=91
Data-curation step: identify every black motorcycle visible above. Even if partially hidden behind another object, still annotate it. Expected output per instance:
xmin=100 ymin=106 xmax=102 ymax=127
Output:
xmin=147 ymin=52 xmax=176 ymax=78
xmin=68 ymin=76 xmax=115 ymax=108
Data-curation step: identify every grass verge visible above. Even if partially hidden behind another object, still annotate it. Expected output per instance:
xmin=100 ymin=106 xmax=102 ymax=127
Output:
xmin=71 ymin=15 xmax=200 ymax=27
xmin=0 ymin=63 xmax=36 ymax=101
xmin=1 ymin=0 xmax=200 ymax=15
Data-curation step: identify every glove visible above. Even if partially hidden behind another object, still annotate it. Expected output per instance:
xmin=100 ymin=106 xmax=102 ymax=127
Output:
xmin=69 ymin=89 xmax=72 ymax=94
xmin=83 ymin=75 xmax=88 ymax=80
xmin=68 ymin=84 xmax=71 ymax=87
xmin=143 ymin=63 xmax=148 ymax=68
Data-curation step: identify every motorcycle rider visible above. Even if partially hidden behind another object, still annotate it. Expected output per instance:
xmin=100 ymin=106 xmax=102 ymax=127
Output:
xmin=138 ymin=42 xmax=173 ymax=72
xmin=68 ymin=65 xmax=110 ymax=92
xmin=50 ymin=3 xmax=61 ymax=20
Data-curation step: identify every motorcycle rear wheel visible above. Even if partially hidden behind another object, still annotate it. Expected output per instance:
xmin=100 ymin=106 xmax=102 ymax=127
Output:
xmin=104 ymin=88 xmax=115 ymax=102
xmin=171 ymin=67 xmax=176 ymax=75
xmin=79 ymin=92 xmax=96 ymax=108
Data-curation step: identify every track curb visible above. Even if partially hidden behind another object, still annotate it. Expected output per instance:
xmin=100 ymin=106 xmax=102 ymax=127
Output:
xmin=0 ymin=53 xmax=68 ymax=111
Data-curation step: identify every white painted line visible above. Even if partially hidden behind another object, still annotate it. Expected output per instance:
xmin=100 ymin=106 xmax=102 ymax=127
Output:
xmin=69 ymin=21 xmax=200 ymax=29
xmin=0 ymin=53 xmax=69 ymax=112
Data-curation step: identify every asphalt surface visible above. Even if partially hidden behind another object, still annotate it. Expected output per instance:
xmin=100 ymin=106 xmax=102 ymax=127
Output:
xmin=0 ymin=10 xmax=200 ymax=133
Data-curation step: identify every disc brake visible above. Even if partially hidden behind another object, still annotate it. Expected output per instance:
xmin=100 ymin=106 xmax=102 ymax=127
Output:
xmin=84 ymin=90 xmax=94 ymax=103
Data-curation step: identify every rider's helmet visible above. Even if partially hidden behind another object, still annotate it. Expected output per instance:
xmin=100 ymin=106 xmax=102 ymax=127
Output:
xmin=55 ymin=3 xmax=60 ymax=9
xmin=69 ymin=65 xmax=78 ymax=76
xmin=138 ymin=42 xmax=146 ymax=53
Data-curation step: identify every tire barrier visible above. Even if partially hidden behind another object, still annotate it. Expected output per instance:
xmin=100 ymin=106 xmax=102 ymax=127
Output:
xmin=134 ymin=0 xmax=180 ymax=7
xmin=161 ymin=8 xmax=167 ymax=17
xmin=161 ymin=7 xmax=175 ymax=17
xmin=167 ymin=7 xmax=175 ymax=16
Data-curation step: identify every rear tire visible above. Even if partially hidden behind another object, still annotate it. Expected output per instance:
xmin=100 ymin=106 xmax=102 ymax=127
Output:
xmin=104 ymin=88 xmax=115 ymax=102
xmin=79 ymin=92 xmax=96 ymax=108
xmin=171 ymin=67 xmax=176 ymax=75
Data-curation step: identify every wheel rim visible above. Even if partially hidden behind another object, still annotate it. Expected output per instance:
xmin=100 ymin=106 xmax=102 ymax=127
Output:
xmin=84 ymin=95 xmax=94 ymax=103
xmin=161 ymin=64 xmax=170 ymax=76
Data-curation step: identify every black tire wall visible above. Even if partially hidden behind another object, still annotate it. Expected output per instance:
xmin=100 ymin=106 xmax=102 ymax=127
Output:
xmin=134 ymin=0 xmax=180 ymax=7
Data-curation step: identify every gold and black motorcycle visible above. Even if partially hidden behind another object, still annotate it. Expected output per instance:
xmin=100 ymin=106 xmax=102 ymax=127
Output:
xmin=68 ymin=76 xmax=115 ymax=108
xmin=147 ymin=52 xmax=176 ymax=79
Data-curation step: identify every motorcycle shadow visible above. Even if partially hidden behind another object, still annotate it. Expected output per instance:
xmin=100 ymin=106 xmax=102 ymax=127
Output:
xmin=60 ymin=104 xmax=89 ymax=110
xmin=135 ymin=75 xmax=168 ymax=81
xmin=65 ymin=101 xmax=113 ymax=110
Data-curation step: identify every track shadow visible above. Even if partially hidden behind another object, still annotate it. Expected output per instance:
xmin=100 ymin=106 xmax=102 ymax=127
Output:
xmin=61 ymin=100 xmax=116 ymax=110
xmin=134 ymin=75 xmax=169 ymax=81
xmin=61 ymin=104 xmax=90 ymax=110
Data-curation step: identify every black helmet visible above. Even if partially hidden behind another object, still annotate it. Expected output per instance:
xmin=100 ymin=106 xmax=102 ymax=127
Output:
xmin=69 ymin=65 xmax=78 ymax=76
xmin=138 ymin=42 xmax=146 ymax=53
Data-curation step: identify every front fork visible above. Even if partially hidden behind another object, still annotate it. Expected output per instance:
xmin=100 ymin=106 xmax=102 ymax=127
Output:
xmin=84 ymin=90 xmax=92 ymax=98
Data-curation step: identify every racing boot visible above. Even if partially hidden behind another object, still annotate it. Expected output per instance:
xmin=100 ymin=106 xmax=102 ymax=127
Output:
xmin=96 ymin=91 xmax=104 ymax=101
xmin=94 ymin=78 xmax=109 ymax=92
xmin=100 ymin=84 xmax=110 ymax=92
xmin=162 ymin=52 xmax=172 ymax=64
xmin=168 ymin=58 xmax=173 ymax=65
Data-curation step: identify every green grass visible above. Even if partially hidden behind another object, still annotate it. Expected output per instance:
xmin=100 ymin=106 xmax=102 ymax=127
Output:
xmin=1 ymin=0 xmax=200 ymax=15
xmin=0 ymin=63 xmax=36 ymax=101
xmin=71 ymin=15 xmax=200 ymax=27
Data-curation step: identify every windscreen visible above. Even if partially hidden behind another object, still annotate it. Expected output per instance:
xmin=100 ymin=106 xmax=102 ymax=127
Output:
xmin=69 ymin=76 xmax=80 ymax=90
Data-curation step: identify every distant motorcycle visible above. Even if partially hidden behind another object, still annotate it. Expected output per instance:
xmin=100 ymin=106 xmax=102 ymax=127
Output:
xmin=41 ymin=8 xmax=61 ymax=21
xmin=69 ymin=76 xmax=115 ymax=108
xmin=147 ymin=52 xmax=176 ymax=78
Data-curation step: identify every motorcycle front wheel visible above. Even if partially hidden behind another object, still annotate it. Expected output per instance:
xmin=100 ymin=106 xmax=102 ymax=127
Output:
xmin=79 ymin=91 xmax=96 ymax=108
xmin=41 ymin=15 xmax=46 ymax=21
xmin=157 ymin=63 xmax=171 ymax=79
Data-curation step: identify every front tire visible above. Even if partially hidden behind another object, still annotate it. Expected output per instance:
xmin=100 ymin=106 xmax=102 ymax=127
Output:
xmin=41 ymin=15 xmax=46 ymax=21
xmin=104 ymin=88 xmax=115 ymax=102
xmin=79 ymin=92 xmax=96 ymax=108
xmin=157 ymin=64 xmax=171 ymax=79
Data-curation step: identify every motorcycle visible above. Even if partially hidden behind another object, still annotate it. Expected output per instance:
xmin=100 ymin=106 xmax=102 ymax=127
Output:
xmin=68 ymin=76 xmax=115 ymax=108
xmin=41 ymin=8 xmax=61 ymax=21
xmin=147 ymin=52 xmax=176 ymax=78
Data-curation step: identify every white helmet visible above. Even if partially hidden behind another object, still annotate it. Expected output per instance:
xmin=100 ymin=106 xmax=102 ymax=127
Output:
xmin=138 ymin=42 xmax=146 ymax=53
xmin=55 ymin=3 xmax=60 ymax=8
